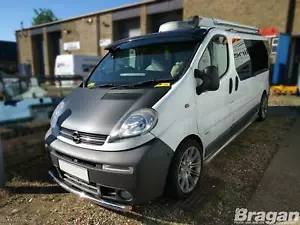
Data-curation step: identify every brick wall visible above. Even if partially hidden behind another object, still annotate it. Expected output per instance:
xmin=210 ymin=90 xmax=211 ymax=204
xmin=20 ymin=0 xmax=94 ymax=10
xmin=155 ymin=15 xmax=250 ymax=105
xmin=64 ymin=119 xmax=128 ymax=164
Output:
xmin=99 ymin=13 xmax=113 ymax=57
xmin=140 ymin=5 xmax=148 ymax=35
xmin=16 ymin=31 xmax=35 ymax=73
xmin=76 ymin=16 xmax=98 ymax=56
xmin=3 ymin=132 xmax=46 ymax=167
xmin=184 ymin=0 xmax=290 ymax=33
xmin=293 ymin=1 xmax=300 ymax=34
xmin=61 ymin=20 xmax=79 ymax=54
xmin=1 ymin=122 xmax=49 ymax=168
xmin=60 ymin=15 xmax=112 ymax=57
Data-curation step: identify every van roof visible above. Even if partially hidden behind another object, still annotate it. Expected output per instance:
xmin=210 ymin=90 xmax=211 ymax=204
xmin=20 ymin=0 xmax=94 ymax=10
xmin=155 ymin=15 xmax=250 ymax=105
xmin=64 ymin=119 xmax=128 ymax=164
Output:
xmin=106 ymin=28 xmax=208 ymax=50
xmin=106 ymin=25 xmax=265 ymax=51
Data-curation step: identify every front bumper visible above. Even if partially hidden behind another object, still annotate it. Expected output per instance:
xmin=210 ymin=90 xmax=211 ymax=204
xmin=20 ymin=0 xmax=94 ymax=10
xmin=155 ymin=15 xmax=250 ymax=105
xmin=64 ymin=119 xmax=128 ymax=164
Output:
xmin=48 ymin=170 xmax=132 ymax=212
xmin=45 ymin=135 xmax=174 ymax=210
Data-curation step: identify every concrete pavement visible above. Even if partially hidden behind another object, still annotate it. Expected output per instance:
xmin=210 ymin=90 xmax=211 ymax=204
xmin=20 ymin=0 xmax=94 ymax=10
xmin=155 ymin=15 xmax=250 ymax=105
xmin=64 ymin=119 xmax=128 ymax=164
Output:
xmin=247 ymin=116 xmax=300 ymax=212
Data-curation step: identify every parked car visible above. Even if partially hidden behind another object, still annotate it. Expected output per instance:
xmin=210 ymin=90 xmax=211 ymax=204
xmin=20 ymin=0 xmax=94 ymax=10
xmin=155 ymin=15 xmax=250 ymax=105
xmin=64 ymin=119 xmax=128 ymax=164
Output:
xmin=46 ymin=16 xmax=270 ymax=212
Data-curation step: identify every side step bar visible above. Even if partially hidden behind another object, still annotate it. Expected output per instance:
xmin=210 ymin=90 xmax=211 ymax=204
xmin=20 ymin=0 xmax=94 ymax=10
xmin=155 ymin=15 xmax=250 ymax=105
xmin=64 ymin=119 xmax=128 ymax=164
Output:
xmin=48 ymin=171 xmax=132 ymax=212
xmin=204 ymin=114 xmax=258 ymax=164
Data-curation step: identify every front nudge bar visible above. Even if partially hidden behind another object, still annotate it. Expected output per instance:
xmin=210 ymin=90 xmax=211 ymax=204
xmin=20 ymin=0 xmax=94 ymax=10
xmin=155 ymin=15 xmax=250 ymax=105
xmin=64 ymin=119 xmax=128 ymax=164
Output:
xmin=48 ymin=171 xmax=132 ymax=212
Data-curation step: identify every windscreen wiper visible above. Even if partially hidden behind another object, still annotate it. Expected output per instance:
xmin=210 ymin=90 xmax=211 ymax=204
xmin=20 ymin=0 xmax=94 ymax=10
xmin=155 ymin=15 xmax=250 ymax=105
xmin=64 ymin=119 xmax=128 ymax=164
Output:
xmin=111 ymin=78 xmax=176 ymax=89
xmin=89 ymin=84 xmax=118 ymax=88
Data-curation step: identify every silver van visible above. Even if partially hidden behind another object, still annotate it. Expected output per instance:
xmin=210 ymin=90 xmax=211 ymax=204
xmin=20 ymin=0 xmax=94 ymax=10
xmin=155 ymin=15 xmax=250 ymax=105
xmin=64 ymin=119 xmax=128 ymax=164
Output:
xmin=46 ymin=16 xmax=270 ymax=211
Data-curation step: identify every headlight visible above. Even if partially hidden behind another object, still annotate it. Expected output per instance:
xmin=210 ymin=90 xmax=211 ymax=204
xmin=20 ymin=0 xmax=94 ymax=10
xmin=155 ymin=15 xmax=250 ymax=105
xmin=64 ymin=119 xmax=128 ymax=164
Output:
xmin=51 ymin=101 xmax=65 ymax=129
xmin=109 ymin=108 xmax=158 ymax=142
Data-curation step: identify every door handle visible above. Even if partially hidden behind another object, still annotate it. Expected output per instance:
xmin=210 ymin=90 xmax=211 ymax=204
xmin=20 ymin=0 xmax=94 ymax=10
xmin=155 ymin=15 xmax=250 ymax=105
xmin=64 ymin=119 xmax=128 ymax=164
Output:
xmin=229 ymin=78 xmax=233 ymax=94
xmin=235 ymin=76 xmax=239 ymax=91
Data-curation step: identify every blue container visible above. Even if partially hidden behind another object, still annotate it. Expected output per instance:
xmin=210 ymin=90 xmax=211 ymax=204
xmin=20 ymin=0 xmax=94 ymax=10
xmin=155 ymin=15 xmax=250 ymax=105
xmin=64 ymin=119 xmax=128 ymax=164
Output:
xmin=272 ymin=34 xmax=291 ymax=85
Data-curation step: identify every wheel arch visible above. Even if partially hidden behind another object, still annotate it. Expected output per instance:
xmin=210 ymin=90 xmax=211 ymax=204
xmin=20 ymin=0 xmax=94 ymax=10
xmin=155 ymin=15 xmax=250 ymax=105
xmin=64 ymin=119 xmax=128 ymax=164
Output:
xmin=176 ymin=134 xmax=204 ymax=157
xmin=263 ymin=89 xmax=267 ymax=96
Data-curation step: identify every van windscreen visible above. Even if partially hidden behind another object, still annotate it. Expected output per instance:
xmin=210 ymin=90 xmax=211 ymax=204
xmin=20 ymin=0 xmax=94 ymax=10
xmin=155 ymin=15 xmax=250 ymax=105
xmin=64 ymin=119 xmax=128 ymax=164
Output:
xmin=86 ymin=40 xmax=199 ymax=87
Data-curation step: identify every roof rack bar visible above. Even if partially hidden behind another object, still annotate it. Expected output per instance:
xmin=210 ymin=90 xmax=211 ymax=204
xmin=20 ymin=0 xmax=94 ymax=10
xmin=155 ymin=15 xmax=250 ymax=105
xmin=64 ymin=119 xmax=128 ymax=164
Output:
xmin=195 ymin=16 xmax=259 ymax=34
xmin=216 ymin=20 xmax=258 ymax=32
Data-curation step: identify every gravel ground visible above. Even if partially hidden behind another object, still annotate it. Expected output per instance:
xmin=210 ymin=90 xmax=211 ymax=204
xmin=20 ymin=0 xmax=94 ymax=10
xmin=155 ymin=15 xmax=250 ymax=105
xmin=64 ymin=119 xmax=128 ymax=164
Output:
xmin=0 ymin=95 xmax=299 ymax=225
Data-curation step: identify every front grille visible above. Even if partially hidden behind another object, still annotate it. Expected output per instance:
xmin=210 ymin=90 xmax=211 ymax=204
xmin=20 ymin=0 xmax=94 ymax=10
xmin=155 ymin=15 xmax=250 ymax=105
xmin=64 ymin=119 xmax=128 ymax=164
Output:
xmin=59 ymin=127 xmax=108 ymax=146
xmin=60 ymin=170 xmax=117 ymax=200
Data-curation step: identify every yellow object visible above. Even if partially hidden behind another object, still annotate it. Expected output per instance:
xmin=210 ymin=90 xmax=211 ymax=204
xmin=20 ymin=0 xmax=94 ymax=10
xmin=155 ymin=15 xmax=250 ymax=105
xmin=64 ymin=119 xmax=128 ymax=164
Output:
xmin=171 ymin=62 xmax=184 ymax=77
xmin=270 ymin=85 xmax=297 ymax=95
xmin=154 ymin=83 xmax=171 ymax=88
xmin=87 ymin=82 xmax=95 ymax=88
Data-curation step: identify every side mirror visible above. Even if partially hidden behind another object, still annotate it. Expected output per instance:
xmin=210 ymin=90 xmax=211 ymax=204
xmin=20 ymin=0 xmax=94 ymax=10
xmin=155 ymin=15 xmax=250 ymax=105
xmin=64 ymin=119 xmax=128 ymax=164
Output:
xmin=194 ymin=66 xmax=220 ymax=95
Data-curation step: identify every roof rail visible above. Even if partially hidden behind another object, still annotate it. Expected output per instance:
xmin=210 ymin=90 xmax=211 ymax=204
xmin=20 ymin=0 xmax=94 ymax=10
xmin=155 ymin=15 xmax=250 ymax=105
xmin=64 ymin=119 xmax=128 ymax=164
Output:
xmin=193 ymin=16 xmax=259 ymax=34
xmin=159 ymin=16 xmax=259 ymax=34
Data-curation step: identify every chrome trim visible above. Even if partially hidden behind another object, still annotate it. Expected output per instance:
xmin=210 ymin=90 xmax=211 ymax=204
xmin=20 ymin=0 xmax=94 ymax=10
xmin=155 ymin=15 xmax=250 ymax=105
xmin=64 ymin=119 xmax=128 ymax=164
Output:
xmin=59 ymin=127 xmax=108 ymax=146
xmin=55 ymin=132 xmax=155 ymax=151
xmin=48 ymin=171 xmax=132 ymax=212
xmin=60 ymin=129 xmax=72 ymax=137
xmin=64 ymin=173 xmax=98 ymax=192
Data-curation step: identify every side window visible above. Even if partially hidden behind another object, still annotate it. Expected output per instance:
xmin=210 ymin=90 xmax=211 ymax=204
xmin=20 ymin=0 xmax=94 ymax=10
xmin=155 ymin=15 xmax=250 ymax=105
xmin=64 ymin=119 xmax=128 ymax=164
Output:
xmin=246 ymin=40 xmax=269 ymax=76
xmin=198 ymin=35 xmax=229 ymax=77
xmin=233 ymin=39 xmax=269 ymax=81
xmin=233 ymin=39 xmax=252 ymax=81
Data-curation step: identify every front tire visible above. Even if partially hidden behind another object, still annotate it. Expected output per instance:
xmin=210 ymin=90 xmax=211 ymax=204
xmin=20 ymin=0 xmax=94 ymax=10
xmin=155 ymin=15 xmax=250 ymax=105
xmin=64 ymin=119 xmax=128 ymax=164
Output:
xmin=257 ymin=92 xmax=268 ymax=121
xmin=166 ymin=139 xmax=203 ymax=199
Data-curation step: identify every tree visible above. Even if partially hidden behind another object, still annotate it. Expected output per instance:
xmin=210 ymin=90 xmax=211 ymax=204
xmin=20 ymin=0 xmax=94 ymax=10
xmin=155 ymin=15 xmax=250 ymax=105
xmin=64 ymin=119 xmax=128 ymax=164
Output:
xmin=32 ymin=8 xmax=58 ymax=26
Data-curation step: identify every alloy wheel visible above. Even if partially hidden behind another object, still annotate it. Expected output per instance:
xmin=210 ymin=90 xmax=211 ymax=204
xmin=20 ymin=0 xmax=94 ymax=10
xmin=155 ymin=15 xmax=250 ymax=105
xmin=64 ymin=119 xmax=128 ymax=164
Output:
xmin=177 ymin=146 xmax=201 ymax=193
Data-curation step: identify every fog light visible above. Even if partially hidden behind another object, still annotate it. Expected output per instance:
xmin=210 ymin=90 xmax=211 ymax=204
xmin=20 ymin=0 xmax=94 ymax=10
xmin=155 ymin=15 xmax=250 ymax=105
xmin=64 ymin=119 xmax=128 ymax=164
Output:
xmin=119 ymin=190 xmax=133 ymax=201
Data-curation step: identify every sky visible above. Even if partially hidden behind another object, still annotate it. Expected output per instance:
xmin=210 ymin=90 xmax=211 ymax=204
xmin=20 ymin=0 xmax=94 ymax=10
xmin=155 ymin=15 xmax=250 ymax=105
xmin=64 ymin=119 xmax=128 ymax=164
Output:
xmin=0 ymin=0 xmax=142 ymax=42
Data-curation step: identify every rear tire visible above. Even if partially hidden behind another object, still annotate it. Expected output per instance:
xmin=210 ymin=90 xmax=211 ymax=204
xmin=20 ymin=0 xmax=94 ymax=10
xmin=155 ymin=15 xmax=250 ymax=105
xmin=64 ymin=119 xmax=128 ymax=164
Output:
xmin=257 ymin=92 xmax=268 ymax=121
xmin=165 ymin=139 xmax=203 ymax=199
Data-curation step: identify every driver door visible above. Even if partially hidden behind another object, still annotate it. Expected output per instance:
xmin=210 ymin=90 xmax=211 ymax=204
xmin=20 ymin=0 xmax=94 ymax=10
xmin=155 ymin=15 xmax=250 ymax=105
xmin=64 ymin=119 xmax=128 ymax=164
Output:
xmin=195 ymin=35 xmax=234 ymax=157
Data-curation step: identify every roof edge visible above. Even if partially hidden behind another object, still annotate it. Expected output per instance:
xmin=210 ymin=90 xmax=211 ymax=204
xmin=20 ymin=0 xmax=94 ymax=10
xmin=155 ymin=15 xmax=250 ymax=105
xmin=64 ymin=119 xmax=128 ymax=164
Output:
xmin=16 ymin=0 xmax=155 ymax=32
xmin=0 ymin=40 xmax=17 ymax=44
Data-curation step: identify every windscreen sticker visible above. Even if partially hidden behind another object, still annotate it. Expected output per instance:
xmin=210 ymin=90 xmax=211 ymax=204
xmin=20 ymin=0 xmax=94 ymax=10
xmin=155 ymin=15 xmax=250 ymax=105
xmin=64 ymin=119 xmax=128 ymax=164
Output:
xmin=154 ymin=83 xmax=171 ymax=88
xmin=87 ymin=82 xmax=95 ymax=88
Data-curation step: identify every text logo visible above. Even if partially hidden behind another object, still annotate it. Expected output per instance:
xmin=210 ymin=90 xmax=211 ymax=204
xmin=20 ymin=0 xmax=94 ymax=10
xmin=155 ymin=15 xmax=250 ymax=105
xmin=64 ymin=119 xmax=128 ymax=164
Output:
xmin=234 ymin=208 xmax=299 ymax=224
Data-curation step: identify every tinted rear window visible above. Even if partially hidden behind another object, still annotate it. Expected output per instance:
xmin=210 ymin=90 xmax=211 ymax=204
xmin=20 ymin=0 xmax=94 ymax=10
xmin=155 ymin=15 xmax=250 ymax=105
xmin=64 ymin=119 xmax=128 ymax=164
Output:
xmin=233 ymin=39 xmax=269 ymax=81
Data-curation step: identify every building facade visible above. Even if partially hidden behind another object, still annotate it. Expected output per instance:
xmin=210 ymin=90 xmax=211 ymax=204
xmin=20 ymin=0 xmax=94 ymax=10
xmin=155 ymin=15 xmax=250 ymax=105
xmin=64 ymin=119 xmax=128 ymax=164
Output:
xmin=16 ymin=0 xmax=300 ymax=76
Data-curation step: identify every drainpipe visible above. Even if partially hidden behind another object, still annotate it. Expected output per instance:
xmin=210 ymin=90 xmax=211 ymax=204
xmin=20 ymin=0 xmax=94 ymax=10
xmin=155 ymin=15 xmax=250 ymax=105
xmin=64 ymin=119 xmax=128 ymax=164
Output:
xmin=285 ymin=0 xmax=296 ymax=34
xmin=284 ymin=0 xmax=296 ymax=84
xmin=273 ymin=0 xmax=296 ymax=85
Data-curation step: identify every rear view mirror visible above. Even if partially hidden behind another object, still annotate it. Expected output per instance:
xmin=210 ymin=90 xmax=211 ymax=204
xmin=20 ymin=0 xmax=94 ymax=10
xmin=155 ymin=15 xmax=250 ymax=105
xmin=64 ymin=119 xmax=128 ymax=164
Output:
xmin=194 ymin=66 xmax=220 ymax=95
